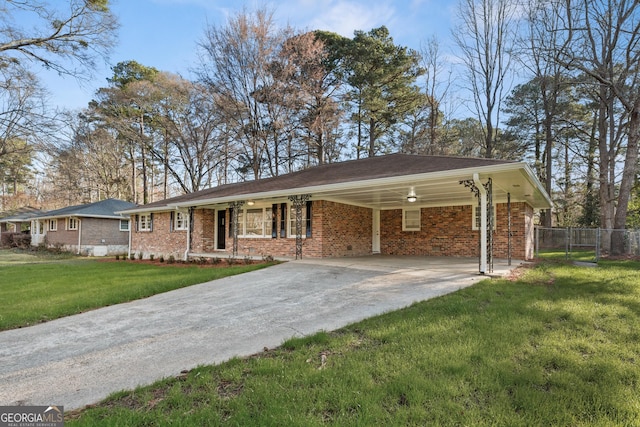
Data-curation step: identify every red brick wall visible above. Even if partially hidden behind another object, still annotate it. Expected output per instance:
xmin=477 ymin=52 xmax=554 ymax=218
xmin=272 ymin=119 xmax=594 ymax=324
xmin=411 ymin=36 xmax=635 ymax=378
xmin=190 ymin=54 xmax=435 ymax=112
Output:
xmin=380 ymin=202 xmax=534 ymax=260
xmin=131 ymin=212 xmax=188 ymax=259
xmin=319 ymin=201 xmax=372 ymax=257
xmin=222 ymin=203 xmax=324 ymax=258
xmin=130 ymin=200 xmax=535 ymax=260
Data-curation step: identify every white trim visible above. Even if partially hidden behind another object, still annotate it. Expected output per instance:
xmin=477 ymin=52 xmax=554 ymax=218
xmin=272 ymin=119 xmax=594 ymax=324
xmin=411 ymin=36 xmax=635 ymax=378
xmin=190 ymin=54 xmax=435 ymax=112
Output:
xmin=138 ymin=214 xmax=152 ymax=232
xmin=402 ymin=208 xmax=421 ymax=231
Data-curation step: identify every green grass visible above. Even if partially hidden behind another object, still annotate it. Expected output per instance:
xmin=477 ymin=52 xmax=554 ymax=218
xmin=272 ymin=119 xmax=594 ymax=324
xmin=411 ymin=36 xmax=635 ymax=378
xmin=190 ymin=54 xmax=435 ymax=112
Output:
xmin=537 ymin=248 xmax=597 ymax=262
xmin=66 ymin=259 xmax=640 ymax=426
xmin=0 ymin=249 xmax=275 ymax=331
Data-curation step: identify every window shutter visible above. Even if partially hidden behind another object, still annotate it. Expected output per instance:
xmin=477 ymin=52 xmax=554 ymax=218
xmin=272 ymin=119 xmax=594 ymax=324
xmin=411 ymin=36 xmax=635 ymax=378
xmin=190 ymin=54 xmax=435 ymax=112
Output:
xmin=228 ymin=208 xmax=233 ymax=237
xmin=135 ymin=215 xmax=139 ymax=232
xmin=280 ymin=203 xmax=287 ymax=238
xmin=170 ymin=211 xmax=174 ymax=232
xmin=272 ymin=204 xmax=278 ymax=238
xmin=149 ymin=213 xmax=154 ymax=232
xmin=306 ymin=201 xmax=312 ymax=238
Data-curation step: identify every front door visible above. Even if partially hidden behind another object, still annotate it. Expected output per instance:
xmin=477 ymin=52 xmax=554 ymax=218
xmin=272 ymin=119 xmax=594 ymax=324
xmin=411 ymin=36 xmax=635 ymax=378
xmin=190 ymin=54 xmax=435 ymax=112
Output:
xmin=372 ymin=209 xmax=380 ymax=253
xmin=217 ymin=210 xmax=226 ymax=250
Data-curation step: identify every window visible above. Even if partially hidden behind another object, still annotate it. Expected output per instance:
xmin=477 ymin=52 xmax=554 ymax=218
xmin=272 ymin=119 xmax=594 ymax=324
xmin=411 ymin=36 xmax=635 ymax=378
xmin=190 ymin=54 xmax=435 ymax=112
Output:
xmin=68 ymin=217 xmax=78 ymax=230
xmin=402 ymin=209 xmax=421 ymax=231
xmin=138 ymin=214 xmax=152 ymax=232
xmin=288 ymin=202 xmax=312 ymax=237
xmin=174 ymin=211 xmax=188 ymax=231
xmin=472 ymin=205 xmax=497 ymax=230
xmin=48 ymin=219 xmax=57 ymax=231
xmin=234 ymin=207 xmax=273 ymax=237
xmin=119 ymin=219 xmax=130 ymax=231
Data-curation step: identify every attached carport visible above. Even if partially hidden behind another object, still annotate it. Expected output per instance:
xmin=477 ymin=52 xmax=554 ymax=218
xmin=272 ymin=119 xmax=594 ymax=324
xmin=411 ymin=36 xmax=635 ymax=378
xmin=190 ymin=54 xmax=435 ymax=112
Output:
xmin=0 ymin=256 xmax=519 ymax=410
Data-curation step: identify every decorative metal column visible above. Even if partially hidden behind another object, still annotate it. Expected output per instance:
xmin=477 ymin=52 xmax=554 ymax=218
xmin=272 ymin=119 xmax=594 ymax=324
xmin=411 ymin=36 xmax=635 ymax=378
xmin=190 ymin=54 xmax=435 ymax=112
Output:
xmin=460 ymin=177 xmax=494 ymax=274
xmin=288 ymin=194 xmax=311 ymax=259
xmin=507 ymin=192 xmax=512 ymax=266
xmin=228 ymin=201 xmax=244 ymax=257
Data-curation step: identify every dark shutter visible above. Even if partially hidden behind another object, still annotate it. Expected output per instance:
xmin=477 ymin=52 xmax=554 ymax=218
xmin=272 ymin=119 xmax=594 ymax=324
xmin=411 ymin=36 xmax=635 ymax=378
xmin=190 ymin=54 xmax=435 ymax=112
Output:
xmin=280 ymin=203 xmax=287 ymax=238
xmin=170 ymin=211 xmax=174 ymax=232
xmin=135 ymin=215 xmax=139 ymax=232
xmin=272 ymin=204 xmax=277 ymax=238
xmin=149 ymin=213 xmax=154 ymax=232
xmin=228 ymin=208 xmax=233 ymax=237
xmin=306 ymin=201 xmax=312 ymax=238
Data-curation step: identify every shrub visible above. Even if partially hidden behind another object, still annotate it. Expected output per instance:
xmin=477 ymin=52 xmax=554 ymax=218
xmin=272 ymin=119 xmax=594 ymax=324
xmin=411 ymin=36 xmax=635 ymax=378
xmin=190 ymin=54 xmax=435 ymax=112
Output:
xmin=211 ymin=257 xmax=221 ymax=265
xmin=262 ymin=254 xmax=274 ymax=262
xmin=149 ymin=254 xmax=155 ymax=261
xmin=243 ymin=256 xmax=253 ymax=265
xmin=115 ymin=254 xmax=120 ymax=261
xmin=137 ymin=252 xmax=143 ymax=260
xmin=129 ymin=253 xmax=135 ymax=260
xmin=159 ymin=255 xmax=165 ymax=263
xmin=167 ymin=255 xmax=176 ymax=264
xmin=226 ymin=256 xmax=235 ymax=266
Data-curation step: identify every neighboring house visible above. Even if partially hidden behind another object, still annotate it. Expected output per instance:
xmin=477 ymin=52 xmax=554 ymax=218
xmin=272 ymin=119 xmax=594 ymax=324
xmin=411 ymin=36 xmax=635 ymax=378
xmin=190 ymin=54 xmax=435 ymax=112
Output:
xmin=0 ymin=207 xmax=47 ymax=248
xmin=0 ymin=206 xmax=46 ymax=233
xmin=31 ymin=198 xmax=136 ymax=256
xmin=120 ymin=154 xmax=552 ymax=272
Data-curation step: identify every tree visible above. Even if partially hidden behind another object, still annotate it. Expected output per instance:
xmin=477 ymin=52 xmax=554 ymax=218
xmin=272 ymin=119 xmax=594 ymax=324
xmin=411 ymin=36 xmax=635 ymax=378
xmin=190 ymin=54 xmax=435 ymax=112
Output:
xmin=197 ymin=7 xmax=288 ymax=180
xmin=453 ymin=0 xmax=517 ymax=158
xmin=274 ymin=31 xmax=345 ymax=166
xmin=340 ymin=26 xmax=424 ymax=158
xmin=91 ymin=61 xmax=160 ymax=204
xmin=0 ymin=0 xmax=117 ymax=79
xmin=555 ymin=0 xmax=640 ymax=253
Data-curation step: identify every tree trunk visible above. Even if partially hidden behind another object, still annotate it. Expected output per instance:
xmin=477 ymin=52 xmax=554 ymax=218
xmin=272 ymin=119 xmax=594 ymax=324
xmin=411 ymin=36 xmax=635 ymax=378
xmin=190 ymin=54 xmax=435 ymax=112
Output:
xmin=611 ymin=99 xmax=640 ymax=254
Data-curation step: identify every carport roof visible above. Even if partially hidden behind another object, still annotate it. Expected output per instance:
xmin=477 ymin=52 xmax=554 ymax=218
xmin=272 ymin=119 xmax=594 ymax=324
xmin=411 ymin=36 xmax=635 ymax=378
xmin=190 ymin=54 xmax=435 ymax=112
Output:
xmin=120 ymin=154 xmax=551 ymax=213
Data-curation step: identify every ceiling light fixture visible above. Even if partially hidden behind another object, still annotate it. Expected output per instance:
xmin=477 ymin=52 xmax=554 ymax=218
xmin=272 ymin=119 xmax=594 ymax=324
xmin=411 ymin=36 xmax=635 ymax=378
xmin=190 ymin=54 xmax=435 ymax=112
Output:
xmin=407 ymin=188 xmax=417 ymax=203
xmin=247 ymin=200 xmax=255 ymax=206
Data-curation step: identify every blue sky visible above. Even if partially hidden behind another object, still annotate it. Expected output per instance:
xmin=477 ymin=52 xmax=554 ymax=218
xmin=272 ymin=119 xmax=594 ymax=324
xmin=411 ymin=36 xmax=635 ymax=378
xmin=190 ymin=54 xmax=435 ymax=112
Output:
xmin=42 ymin=0 xmax=458 ymax=111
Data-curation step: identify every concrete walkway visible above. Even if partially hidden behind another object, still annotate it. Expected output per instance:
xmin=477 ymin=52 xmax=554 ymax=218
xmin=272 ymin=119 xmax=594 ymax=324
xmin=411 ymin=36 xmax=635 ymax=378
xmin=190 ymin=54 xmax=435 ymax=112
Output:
xmin=0 ymin=256 xmax=520 ymax=410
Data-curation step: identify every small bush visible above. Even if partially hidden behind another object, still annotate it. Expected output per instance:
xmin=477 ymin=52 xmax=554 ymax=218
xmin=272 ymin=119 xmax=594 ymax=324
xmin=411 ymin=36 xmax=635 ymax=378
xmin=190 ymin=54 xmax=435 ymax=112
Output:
xmin=262 ymin=254 xmax=274 ymax=262
xmin=149 ymin=254 xmax=154 ymax=261
xmin=226 ymin=256 xmax=235 ymax=266
xmin=137 ymin=252 xmax=143 ymax=260
xmin=159 ymin=255 xmax=165 ymax=263
xmin=243 ymin=256 xmax=253 ymax=265
xmin=167 ymin=255 xmax=176 ymax=264
xmin=115 ymin=254 xmax=120 ymax=261
xmin=211 ymin=257 xmax=221 ymax=265
xmin=129 ymin=253 xmax=135 ymax=260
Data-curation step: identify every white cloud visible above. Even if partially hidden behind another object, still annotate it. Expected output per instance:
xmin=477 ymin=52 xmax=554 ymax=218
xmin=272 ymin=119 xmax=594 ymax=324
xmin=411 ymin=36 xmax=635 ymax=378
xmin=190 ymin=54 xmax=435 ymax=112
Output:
xmin=277 ymin=0 xmax=397 ymax=37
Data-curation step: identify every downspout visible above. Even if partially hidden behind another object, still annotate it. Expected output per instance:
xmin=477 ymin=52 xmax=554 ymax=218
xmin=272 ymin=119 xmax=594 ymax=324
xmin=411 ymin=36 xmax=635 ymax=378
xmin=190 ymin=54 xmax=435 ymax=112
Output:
xmin=183 ymin=207 xmax=192 ymax=261
xmin=77 ymin=218 xmax=82 ymax=255
xmin=473 ymin=173 xmax=487 ymax=274
xmin=127 ymin=215 xmax=132 ymax=260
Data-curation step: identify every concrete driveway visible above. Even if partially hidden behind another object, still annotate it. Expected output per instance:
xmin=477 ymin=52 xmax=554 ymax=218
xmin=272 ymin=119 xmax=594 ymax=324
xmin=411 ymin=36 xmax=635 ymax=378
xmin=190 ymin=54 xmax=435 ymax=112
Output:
xmin=0 ymin=256 xmax=519 ymax=410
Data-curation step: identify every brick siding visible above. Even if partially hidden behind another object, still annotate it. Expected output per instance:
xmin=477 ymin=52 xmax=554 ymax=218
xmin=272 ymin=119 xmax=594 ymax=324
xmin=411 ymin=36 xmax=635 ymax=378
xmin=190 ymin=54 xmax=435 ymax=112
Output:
xmin=380 ymin=202 xmax=533 ymax=259
xmin=130 ymin=200 xmax=535 ymax=260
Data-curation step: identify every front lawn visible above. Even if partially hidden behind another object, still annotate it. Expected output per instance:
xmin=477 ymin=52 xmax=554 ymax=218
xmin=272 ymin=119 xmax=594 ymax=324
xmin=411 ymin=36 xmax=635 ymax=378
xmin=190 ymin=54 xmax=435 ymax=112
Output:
xmin=67 ymin=259 xmax=640 ymax=426
xmin=0 ymin=249 xmax=275 ymax=331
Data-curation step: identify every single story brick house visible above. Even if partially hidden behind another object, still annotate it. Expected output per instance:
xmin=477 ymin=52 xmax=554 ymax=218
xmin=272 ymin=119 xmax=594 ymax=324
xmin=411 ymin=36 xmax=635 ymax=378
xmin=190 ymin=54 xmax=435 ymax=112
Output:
xmin=120 ymin=154 xmax=551 ymax=273
xmin=31 ymin=198 xmax=136 ymax=256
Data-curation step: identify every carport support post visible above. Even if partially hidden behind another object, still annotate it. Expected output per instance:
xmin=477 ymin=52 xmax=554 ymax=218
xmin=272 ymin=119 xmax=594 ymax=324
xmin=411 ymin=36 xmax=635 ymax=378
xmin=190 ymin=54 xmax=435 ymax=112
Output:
xmin=288 ymin=194 xmax=311 ymax=259
xmin=473 ymin=174 xmax=488 ymax=274
xmin=229 ymin=201 xmax=244 ymax=257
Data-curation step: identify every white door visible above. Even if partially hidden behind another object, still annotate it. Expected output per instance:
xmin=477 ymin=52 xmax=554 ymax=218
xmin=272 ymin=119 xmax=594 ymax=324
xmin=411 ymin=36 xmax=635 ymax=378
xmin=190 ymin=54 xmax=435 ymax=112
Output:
xmin=372 ymin=209 xmax=381 ymax=253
